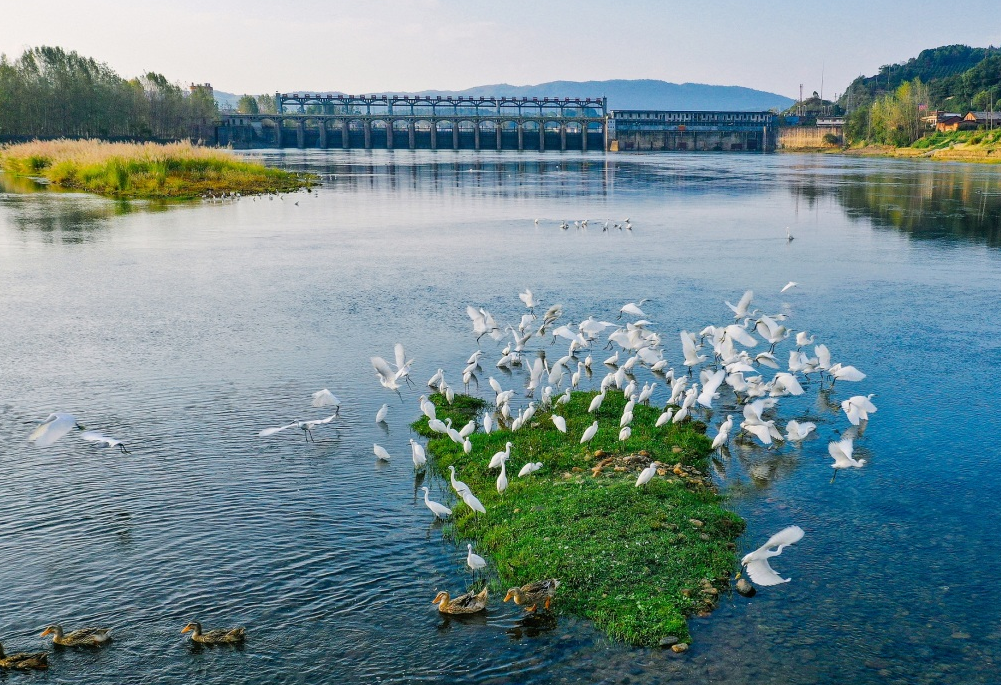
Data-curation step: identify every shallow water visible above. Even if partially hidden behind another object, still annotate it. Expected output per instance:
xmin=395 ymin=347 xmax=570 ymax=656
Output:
xmin=1 ymin=150 xmax=1000 ymax=684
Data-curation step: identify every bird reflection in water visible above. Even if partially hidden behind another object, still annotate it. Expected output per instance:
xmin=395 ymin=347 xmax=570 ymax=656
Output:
xmin=506 ymin=612 xmax=558 ymax=640
xmin=436 ymin=610 xmax=489 ymax=633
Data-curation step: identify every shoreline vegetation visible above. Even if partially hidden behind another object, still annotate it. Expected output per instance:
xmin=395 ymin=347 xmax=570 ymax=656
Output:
xmin=0 ymin=139 xmax=314 ymax=199
xmin=781 ymin=129 xmax=1001 ymax=164
xmin=412 ymin=390 xmax=743 ymax=647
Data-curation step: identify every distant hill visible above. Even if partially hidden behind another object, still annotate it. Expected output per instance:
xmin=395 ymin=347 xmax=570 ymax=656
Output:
xmin=216 ymin=79 xmax=794 ymax=112
xmin=840 ymin=44 xmax=1001 ymax=110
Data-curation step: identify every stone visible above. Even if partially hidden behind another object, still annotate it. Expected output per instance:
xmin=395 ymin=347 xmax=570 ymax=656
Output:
xmin=594 ymin=450 xmax=608 ymax=458
xmin=735 ymin=579 xmax=756 ymax=597
xmin=700 ymin=533 xmax=711 ymax=541
xmin=689 ymin=519 xmax=704 ymax=528
xmin=672 ymin=446 xmax=683 ymax=453
xmin=659 ymin=635 xmax=679 ymax=648
xmin=671 ymin=643 xmax=689 ymax=653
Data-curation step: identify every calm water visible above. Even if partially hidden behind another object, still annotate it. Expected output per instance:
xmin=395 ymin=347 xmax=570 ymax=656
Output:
xmin=1 ymin=151 xmax=1000 ymax=684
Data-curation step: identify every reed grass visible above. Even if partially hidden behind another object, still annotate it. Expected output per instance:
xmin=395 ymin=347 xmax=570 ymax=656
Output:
xmin=413 ymin=391 xmax=743 ymax=646
xmin=0 ymin=139 xmax=314 ymax=199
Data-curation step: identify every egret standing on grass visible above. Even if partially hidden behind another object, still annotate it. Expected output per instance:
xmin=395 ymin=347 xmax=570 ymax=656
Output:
xmin=636 ymin=462 xmax=661 ymax=487
xmin=466 ymin=544 xmax=486 ymax=573
xmin=580 ymin=420 xmax=599 ymax=444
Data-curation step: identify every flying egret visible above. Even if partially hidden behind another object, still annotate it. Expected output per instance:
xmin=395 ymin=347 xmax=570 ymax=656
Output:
xmin=842 ymin=394 xmax=877 ymax=425
xmin=373 ymin=444 xmax=392 ymax=462
xmin=519 ymin=289 xmax=539 ymax=310
xmin=28 ymin=413 xmax=84 ymax=447
xmin=829 ymin=363 xmax=866 ymax=383
xmin=376 ymin=404 xmax=389 ymax=423
xmin=636 ymin=462 xmax=661 ymax=487
xmin=551 ymin=415 xmax=567 ymax=433
xmin=725 ymin=290 xmax=755 ymax=319
xmin=410 ymin=439 xmax=427 ymax=469
xmin=781 ymin=281 xmax=798 ymax=293
xmin=421 ymin=487 xmax=451 ymax=519
xmin=371 ymin=356 xmax=405 ymax=399
xmin=829 ymin=438 xmax=866 ymax=470
xmin=518 ymin=462 xmax=542 ymax=477
xmin=618 ymin=299 xmax=649 ymax=319
xmin=741 ymin=525 xmax=804 ymax=586
xmin=259 ymin=414 xmax=338 ymax=442
xmin=311 ymin=389 xmax=341 ymax=408
xmin=794 ymin=331 xmax=814 ymax=347
xmin=580 ymin=420 xmax=599 ymax=444
xmin=489 ymin=442 xmax=512 ymax=468
xmin=80 ymin=431 xmax=130 ymax=454
xmin=466 ymin=543 xmax=487 ymax=572
xmin=785 ymin=420 xmax=816 ymax=442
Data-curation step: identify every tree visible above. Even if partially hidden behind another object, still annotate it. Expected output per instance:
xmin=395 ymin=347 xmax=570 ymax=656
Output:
xmin=237 ymin=94 xmax=259 ymax=114
xmin=256 ymin=94 xmax=277 ymax=114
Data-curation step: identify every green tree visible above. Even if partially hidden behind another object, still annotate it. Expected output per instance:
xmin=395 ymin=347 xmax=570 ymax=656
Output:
xmin=237 ymin=94 xmax=259 ymax=114
xmin=256 ymin=94 xmax=277 ymax=114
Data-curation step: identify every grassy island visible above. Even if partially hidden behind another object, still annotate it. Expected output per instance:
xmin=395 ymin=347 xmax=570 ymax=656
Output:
xmin=412 ymin=390 xmax=744 ymax=646
xmin=0 ymin=139 xmax=314 ymax=199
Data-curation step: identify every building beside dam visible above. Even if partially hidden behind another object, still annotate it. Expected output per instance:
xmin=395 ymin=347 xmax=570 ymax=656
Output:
xmin=606 ymin=110 xmax=777 ymax=152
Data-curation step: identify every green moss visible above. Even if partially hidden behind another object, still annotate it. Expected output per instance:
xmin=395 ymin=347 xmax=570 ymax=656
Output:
xmin=413 ymin=390 xmax=744 ymax=645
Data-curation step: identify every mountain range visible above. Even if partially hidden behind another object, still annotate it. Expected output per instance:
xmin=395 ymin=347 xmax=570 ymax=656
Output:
xmin=215 ymin=79 xmax=795 ymax=112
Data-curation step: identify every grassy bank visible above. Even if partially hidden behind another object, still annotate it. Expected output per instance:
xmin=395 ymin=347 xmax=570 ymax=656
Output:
xmin=786 ymin=129 xmax=1001 ymax=163
xmin=0 ymin=139 xmax=314 ymax=199
xmin=413 ymin=390 xmax=744 ymax=646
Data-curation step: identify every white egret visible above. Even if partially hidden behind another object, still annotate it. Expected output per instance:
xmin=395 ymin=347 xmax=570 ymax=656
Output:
xmin=463 ymin=438 xmax=472 ymax=454
xmin=28 ymin=413 xmax=84 ymax=447
xmin=428 ymin=418 xmax=447 ymax=433
xmin=410 ymin=439 xmax=427 ymax=469
xmin=829 ymin=438 xmax=866 ymax=469
xmin=618 ymin=299 xmax=650 ymax=319
xmin=489 ymin=442 xmax=512 ymax=469
xmin=376 ymin=404 xmax=389 ymax=423
xmin=741 ymin=525 xmax=804 ymax=586
xmin=466 ymin=543 xmax=487 ymax=572
xmin=483 ymin=412 xmax=494 ymax=434
xmin=680 ymin=331 xmax=707 ymax=367
xmin=655 ymin=409 xmax=673 ymax=427
xmin=618 ymin=426 xmax=632 ymax=441
xmin=311 ymin=389 xmax=341 ymax=408
xmin=786 ymin=227 xmax=794 ymax=241
xmin=842 ymin=395 xmax=877 ymax=425
xmin=697 ymin=369 xmax=726 ymax=408
xmin=829 ymin=363 xmax=866 ymax=383
xmin=636 ymin=462 xmax=661 ymax=487
xmin=781 ymin=281 xmax=798 ymax=293
xmin=519 ymin=289 xmax=539 ymax=310
xmin=371 ymin=356 xmax=405 ymax=397
xmin=458 ymin=420 xmax=476 ymax=439
xmin=725 ymin=290 xmax=755 ymax=319
xmin=785 ymin=420 xmax=816 ymax=442
xmin=259 ymin=413 xmax=338 ymax=442
xmin=449 ymin=465 xmax=471 ymax=497
xmin=795 ymin=331 xmax=814 ymax=347
xmin=712 ymin=416 xmax=733 ymax=449
xmin=518 ymin=462 xmax=542 ymax=477
xmin=497 ymin=460 xmax=508 ymax=494
xmin=80 ymin=431 xmax=130 ymax=454
xmin=421 ymin=487 xmax=451 ymax=519
xmin=588 ymin=392 xmax=606 ymax=413
xmin=373 ymin=444 xmax=392 ymax=461
xmin=462 ymin=489 xmax=486 ymax=514
xmin=580 ymin=420 xmax=599 ymax=444
xmin=551 ymin=415 xmax=567 ymax=433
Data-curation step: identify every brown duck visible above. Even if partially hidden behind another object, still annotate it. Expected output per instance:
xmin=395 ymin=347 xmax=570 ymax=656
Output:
xmin=181 ymin=622 xmax=246 ymax=644
xmin=0 ymin=642 xmax=48 ymax=670
xmin=503 ymin=579 xmax=561 ymax=612
xmin=432 ymin=587 xmax=489 ymax=615
xmin=41 ymin=625 xmax=112 ymax=647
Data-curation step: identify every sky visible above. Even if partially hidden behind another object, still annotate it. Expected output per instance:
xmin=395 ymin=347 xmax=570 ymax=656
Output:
xmin=2 ymin=0 xmax=999 ymax=99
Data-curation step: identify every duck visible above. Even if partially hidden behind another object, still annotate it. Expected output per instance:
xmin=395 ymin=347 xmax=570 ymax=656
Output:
xmin=503 ymin=578 xmax=561 ymax=612
xmin=40 ymin=625 xmax=112 ymax=647
xmin=0 ymin=643 xmax=47 ymax=670
xmin=181 ymin=622 xmax=246 ymax=644
xmin=432 ymin=587 xmax=489 ymax=615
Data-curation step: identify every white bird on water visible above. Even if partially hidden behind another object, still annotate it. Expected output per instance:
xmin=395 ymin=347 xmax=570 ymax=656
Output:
xmin=618 ymin=299 xmax=649 ymax=319
xmin=421 ymin=487 xmax=451 ymax=519
xmin=712 ymin=415 xmax=733 ymax=450
xmin=785 ymin=420 xmax=816 ymax=442
xmin=376 ymin=404 xmax=389 ymax=423
xmin=781 ymin=281 xmax=798 ymax=293
xmin=409 ymin=439 xmax=427 ymax=469
xmin=259 ymin=413 xmax=338 ymax=442
xmin=828 ymin=438 xmax=866 ymax=470
xmin=28 ymin=413 xmax=84 ymax=447
xmin=373 ymin=443 xmax=392 ymax=462
xmin=741 ymin=525 xmax=804 ymax=586
xmin=842 ymin=394 xmax=877 ymax=426
xmin=466 ymin=544 xmax=487 ymax=572
xmin=519 ymin=289 xmax=540 ymax=309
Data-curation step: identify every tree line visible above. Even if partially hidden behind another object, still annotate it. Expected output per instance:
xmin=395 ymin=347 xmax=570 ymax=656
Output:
xmin=0 ymin=46 xmax=217 ymax=140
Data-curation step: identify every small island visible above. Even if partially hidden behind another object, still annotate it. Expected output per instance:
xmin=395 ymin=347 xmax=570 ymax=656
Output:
xmin=412 ymin=390 xmax=744 ymax=647
xmin=0 ymin=139 xmax=314 ymax=200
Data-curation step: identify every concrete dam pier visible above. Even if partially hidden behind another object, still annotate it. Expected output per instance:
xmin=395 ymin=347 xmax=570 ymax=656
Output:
xmin=219 ymin=93 xmax=608 ymax=151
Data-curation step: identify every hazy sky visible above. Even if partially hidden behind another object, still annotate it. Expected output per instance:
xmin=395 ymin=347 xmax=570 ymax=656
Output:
xmin=2 ymin=0 xmax=999 ymax=98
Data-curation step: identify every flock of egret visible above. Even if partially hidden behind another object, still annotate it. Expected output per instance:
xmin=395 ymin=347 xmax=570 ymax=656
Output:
xmin=535 ymin=217 xmax=633 ymax=232
xmin=24 ymin=278 xmax=876 ymax=647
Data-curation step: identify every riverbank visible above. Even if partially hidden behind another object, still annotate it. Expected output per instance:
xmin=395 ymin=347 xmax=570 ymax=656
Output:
xmin=412 ymin=390 xmax=743 ymax=647
xmin=0 ymin=139 xmax=315 ymax=199
xmin=781 ymin=130 xmax=1001 ymax=164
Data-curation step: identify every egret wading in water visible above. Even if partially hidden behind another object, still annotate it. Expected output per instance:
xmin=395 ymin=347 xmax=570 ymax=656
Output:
xmin=466 ymin=543 xmax=486 ymax=575
xmin=373 ymin=443 xmax=392 ymax=462
xmin=409 ymin=439 xmax=427 ymax=470
xmin=420 ymin=487 xmax=451 ymax=519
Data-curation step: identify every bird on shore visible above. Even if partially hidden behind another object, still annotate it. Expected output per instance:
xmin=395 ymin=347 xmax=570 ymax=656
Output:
xmin=712 ymin=416 xmax=733 ymax=450
xmin=466 ymin=544 xmax=487 ymax=573
xmin=580 ymin=420 xmax=599 ymax=444
xmin=420 ymin=486 xmax=451 ymax=519
xmin=636 ymin=462 xmax=661 ymax=487
xmin=741 ymin=525 xmax=804 ymax=586
xmin=449 ymin=465 xmax=471 ymax=498
xmin=518 ymin=462 xmax=543 ymax=477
